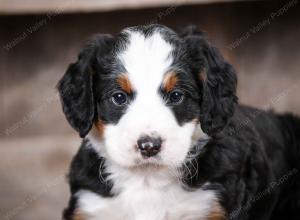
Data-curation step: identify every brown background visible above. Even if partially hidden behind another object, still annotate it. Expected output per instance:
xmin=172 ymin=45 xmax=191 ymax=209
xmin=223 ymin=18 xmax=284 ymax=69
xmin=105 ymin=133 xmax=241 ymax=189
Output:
xmin=0 ymin=0 xmax=299 ymax=219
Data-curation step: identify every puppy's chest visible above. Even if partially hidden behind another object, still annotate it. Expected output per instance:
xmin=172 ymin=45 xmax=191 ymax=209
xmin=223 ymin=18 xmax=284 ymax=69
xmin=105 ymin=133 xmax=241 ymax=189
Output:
xmin=77 ymin=178 xmax=219 ymax=220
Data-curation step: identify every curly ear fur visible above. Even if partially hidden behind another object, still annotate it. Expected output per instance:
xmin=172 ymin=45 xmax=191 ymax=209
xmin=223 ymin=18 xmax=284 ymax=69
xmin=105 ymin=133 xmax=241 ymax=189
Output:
xmin=57 ymin=34 xmax=114 ymax=138
xmin=183 ymin=26 xmax=238 ymax=136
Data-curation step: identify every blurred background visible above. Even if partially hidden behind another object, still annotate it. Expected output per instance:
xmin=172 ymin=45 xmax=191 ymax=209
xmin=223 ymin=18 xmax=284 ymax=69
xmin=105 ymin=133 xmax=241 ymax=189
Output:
xmin=0 ymin=0 xmax=299 ymax=219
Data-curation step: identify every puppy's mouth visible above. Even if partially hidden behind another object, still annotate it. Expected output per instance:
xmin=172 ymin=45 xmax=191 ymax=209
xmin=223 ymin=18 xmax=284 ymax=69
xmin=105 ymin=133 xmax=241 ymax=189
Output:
xmin=132 ymin=157 xmax=165 ymax=170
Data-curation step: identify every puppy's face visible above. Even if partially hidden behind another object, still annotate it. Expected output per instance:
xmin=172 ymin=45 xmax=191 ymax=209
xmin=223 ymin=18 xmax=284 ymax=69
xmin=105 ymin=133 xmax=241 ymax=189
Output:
xmin=58 ymin=25 xmax=237 ymax=169
xmin=95 ymin=30 xmax=202 ymax=168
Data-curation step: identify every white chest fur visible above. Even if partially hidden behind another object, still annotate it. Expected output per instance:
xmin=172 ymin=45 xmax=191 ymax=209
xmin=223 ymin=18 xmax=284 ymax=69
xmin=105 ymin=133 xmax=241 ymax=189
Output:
xmin=76 ymin=166 xmax=219 ymax=220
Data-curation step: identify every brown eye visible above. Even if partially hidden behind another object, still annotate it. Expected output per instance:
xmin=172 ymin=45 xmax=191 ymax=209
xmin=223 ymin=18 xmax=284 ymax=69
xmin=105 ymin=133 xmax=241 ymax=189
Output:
xmin=168 ymin=90 xmax=184 ymax=105
xmin=112 ymin=92 xmax=128 ymax=106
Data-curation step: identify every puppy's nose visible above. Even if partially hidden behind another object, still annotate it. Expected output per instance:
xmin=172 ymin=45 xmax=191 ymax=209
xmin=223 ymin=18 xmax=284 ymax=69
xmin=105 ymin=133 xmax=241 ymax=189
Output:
xmin=137 ymin=136 xmax=162 ymax=158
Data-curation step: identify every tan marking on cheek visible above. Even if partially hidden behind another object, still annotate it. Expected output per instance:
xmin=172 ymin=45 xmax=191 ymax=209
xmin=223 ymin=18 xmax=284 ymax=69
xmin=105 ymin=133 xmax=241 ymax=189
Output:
xmin=117 ymin=74 xmax=132 ymax=94
xmin=199 ymin=69 xmax=207 ymax=81
xmin=163 ymin=72 xmax=178 ymax=92
xmin=192 ymin=118 xmax=199 ymax=124
xmin=95 ymin=120 xmax=105 ymax=138
xmin=72 ymin=210 xmax=87 ymax=220
xmin=208 ymin=201 xmax=226 ymax=220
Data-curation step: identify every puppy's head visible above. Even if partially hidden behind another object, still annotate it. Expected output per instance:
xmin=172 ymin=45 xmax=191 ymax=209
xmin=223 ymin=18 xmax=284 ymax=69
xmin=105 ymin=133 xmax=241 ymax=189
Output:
xmin=58 ymin=25 xmax=237 ymax=168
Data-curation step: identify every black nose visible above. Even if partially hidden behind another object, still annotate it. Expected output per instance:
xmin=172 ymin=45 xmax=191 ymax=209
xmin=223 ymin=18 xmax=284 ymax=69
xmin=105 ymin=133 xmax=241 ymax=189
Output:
xmin=137 ymin=136 xmax=162 ymax=158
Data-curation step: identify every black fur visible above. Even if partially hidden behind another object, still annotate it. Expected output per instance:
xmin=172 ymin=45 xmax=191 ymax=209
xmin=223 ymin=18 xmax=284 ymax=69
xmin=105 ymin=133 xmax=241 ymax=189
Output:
xmin=182 ymin=25 xmax=238 ymax=136
xmin=57 ymin=34 xmax=115 ymax=137
xmin=58 ymin=25 xmax=300 ymax=220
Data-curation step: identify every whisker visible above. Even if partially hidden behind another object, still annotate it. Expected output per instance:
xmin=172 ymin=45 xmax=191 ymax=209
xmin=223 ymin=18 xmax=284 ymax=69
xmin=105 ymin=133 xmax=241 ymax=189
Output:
xmin=98 ymin=159 xmax=107 ymax=184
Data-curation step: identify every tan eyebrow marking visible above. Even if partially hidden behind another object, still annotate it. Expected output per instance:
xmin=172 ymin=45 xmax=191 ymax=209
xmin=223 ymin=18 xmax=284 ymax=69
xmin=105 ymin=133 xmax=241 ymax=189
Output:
xmin=117 ymin=74 xmax=132 ymax=94
xmin=163 ymin=72 xmax=178 ymax=92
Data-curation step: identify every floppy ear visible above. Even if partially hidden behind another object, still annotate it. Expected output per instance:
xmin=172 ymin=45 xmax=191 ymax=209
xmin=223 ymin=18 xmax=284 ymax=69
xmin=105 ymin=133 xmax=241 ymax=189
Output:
xmin=183 ymin=26 xmax=238 ymax=136
xmin=57 ymin=34 xmax=114 ymax=138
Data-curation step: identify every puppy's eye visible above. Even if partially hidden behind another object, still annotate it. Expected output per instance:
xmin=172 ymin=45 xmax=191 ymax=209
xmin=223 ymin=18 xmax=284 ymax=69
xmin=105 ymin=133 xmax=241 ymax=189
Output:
xmin=168 ymin=90 xmax=184 ymax=105
xmin=112 ymin=92 xmax=128 ymax=106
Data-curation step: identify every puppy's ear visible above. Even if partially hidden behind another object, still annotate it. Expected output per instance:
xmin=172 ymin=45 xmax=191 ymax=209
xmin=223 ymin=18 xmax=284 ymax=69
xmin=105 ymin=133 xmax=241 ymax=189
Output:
xmin=57 ymin=34 xmax=114 ymax=138
xmin=183 ymin=26 xmax=238 ymax=136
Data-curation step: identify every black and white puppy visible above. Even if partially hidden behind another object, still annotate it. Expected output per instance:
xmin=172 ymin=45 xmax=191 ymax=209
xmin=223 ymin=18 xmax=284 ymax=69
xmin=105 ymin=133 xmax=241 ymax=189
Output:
xmin=58 ymin=24 xmax=300 ymax=220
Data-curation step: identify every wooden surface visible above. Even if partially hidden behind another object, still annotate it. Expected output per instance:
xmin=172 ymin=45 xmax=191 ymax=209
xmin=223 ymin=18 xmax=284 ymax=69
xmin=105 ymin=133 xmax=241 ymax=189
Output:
xmin=0 ymin=0 xmax=247 ymax=15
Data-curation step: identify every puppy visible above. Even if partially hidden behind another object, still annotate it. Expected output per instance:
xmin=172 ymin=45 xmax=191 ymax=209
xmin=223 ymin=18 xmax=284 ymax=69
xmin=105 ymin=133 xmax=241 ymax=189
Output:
xmin=57 ymin=24 xmax=300 ymax=220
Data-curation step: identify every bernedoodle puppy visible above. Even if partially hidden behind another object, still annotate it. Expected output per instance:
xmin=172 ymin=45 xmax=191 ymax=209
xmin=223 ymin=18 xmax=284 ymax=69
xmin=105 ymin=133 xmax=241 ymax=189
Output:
xmin=57 ymin=24 xmax=300 ymax=220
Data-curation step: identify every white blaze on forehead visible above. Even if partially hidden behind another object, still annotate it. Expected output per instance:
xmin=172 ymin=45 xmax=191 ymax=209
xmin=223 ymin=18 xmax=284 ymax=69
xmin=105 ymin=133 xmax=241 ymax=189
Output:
xmin=118 ymin=31 xmax=173 ymax=94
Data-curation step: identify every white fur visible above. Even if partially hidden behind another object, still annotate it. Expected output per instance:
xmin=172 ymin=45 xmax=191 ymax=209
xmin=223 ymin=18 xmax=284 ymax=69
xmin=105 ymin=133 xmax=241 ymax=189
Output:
xmin=76 ymin=168 xmax=218 ymax=220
